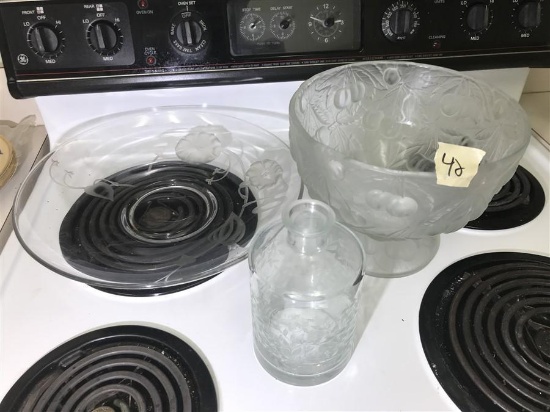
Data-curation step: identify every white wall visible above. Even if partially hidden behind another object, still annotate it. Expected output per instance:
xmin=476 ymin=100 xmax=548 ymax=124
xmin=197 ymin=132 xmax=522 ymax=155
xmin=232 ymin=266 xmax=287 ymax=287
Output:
xmin=524 ymin=68 xmax=550 ymax=93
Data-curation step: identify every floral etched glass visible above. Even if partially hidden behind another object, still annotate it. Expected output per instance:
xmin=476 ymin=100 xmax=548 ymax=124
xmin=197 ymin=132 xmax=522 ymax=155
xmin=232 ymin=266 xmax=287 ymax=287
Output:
xmin=249 ymin=200 xmax=364 ymax=386
xmin=14 ymin=106 xmax=302 ymax=290
xmin=289 ymin=62 xmax=531 ymax=277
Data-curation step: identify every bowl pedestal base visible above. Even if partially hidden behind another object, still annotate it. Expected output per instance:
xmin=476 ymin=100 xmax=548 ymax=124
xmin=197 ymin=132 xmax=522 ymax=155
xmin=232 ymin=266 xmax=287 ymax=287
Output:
xmin=353 ymin=233 xmax=440 ymax=278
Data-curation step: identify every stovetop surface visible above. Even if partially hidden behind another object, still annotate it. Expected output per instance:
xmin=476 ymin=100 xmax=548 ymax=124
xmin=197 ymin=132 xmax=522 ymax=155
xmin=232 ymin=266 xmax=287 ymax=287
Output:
xmin=0 ymin=39 xmax=547 ymax=406
xmin=0 ymin=133 xmax=548 ymax=410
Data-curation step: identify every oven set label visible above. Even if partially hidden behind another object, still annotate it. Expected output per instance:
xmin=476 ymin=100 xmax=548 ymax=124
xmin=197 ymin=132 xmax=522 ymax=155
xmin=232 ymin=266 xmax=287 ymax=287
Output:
xmin=434 ymin=142 xmax=486 ymax=188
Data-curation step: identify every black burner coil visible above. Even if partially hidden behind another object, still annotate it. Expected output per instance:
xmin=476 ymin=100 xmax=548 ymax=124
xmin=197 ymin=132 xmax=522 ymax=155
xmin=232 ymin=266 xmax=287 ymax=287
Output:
xmin=59 ymin=161 xmax=257 ymax=287
xmin=420 ymin=253 xmax=550 ymax=412
xmin=0 ymin=326 xmax=217 ymax=412
xmin=466 ymin=166 xmax=545 ymax=230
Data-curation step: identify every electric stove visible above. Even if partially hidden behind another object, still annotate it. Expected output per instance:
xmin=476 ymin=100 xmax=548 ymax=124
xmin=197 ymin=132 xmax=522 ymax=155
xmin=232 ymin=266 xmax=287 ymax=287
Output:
xmin=1 ymin=0 xmax=549 ymax=410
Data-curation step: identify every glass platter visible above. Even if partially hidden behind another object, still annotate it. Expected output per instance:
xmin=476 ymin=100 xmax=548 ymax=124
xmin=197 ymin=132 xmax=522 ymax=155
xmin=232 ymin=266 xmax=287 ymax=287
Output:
xmin=13 ymin=106 xmax=303 ymax=292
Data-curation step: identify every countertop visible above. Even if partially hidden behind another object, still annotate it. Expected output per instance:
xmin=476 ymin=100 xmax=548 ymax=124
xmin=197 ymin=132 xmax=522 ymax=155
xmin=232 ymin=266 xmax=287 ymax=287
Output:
xmin=0 ymin=70 xmax=48 ymax=251
xmin=0 ymin=69 xmax=43 ymax=124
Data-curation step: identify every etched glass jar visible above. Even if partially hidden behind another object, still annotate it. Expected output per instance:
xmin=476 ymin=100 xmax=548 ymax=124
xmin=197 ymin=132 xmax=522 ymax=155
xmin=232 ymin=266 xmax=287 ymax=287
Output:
xmin=248 ymin=199 xmax=364 ymax=386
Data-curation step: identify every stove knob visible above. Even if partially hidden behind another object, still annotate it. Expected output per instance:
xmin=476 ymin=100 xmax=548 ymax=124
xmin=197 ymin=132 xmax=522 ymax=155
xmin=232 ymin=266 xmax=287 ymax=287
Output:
xmin=389 ymin=8 xmax=413 ymax=36
xmin=466 ymin=3 xmax=490 ymax=33
xmin=381 ymin=2 xmax=420 ymax=42
xmin=170 ymin=11 xmax=210 ymax=54
xmin=27 ymin=23 xmax=64 ymax=57
xmin=87 ymin=20 xmax=123 ymax=55
xmin=518 ymin=1 xmax=542 ymax=29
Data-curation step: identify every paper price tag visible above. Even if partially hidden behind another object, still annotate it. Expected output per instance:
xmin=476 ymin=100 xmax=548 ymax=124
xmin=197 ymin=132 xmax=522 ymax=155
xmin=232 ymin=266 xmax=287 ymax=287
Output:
xmin=435 ymin=142 xmax=486 ymax=188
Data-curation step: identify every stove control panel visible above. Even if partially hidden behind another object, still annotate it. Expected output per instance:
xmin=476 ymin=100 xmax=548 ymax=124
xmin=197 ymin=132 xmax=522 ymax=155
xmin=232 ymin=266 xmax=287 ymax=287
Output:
xmin=0 ymin=0 xmax=549 ymax=98
xmin=1 ymin=2 xmax=135 ymax=70
xmin=227 ymin=0 xmax=361 ymax=56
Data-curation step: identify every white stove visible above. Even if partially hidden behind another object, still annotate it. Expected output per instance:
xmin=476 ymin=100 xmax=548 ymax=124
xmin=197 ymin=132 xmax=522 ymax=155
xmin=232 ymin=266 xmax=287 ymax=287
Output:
xmin=0 ymin=78 xmax=548 ymax=410
xmin=1 ymin=0 xmax=550 ymax=410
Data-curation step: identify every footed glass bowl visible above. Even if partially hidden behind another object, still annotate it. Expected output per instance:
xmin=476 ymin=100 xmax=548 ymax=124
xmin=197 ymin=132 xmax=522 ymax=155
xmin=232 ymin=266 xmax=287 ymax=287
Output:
xmin=289 ymin=61 xmax=531 ymax=277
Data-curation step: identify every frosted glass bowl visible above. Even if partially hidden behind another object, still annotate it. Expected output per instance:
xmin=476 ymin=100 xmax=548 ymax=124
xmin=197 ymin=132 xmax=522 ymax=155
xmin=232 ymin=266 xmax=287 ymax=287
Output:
xmin=289 ymin=61 xmax=531 ymax=277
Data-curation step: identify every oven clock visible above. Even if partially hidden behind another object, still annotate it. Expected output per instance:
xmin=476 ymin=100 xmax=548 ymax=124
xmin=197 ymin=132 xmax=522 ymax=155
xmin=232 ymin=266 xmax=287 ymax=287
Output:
xmin=308 ymin=3 xmax=345 ymax=44
xmin=381 ymin=1 xmax=420 ymax=42
xmin=240 ymin=12 xmax=266 ymax=41
xmin=270 ymin=11 xmax=295 ymax=40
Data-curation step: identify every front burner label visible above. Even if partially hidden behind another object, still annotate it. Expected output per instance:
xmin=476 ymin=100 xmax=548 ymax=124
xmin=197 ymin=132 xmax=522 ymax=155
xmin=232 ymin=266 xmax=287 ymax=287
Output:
xmin=435 ymin=142 xmax=486 ymax=188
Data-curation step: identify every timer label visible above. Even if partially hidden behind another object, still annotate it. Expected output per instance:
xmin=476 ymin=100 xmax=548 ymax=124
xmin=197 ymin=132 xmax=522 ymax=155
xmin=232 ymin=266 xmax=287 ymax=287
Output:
xmin=435 ymin=142 xmax=486 ymax=188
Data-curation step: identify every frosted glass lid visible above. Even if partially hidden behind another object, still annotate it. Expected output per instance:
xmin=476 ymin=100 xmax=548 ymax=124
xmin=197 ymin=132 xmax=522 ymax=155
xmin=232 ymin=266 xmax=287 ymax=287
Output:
xmin=14 ymin=106 xmax=302 ymax=292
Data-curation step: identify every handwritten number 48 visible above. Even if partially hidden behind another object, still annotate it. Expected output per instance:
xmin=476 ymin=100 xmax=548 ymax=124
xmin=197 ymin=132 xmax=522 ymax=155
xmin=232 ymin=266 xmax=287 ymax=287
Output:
xmin=441 ymin=152 xmax=465 ymax=177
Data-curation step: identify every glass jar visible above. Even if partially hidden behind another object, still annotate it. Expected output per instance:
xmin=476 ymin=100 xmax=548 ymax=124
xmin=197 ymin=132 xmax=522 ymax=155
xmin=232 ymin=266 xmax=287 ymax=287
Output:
xmin=248 ymin=199 xmax=364 ymax=386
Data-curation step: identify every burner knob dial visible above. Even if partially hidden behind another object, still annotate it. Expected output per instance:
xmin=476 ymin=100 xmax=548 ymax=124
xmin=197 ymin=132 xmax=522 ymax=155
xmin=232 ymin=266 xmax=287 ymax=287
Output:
xmin=465 ymin=3 xmax=490 ymax=33
xmin=390 ymin=8 xmax=412 ymax=35
xmin=382 ymin=2 xmax=420 ymax=42
xmin=517 ymin=1 xmax=542 ymax=29
xmin=27 ymin=23 xmax=65 ymax=57
xmin=170 ymin=11 xmax=209 ymax=54
xmin=87 ymin=20 xmax=123 ymax=55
